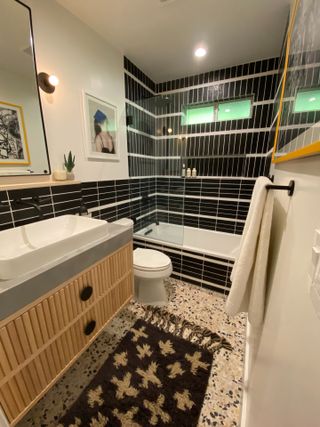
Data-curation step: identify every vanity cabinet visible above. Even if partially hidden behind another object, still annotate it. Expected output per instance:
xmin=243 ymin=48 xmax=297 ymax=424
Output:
xmin=0 ymin=242 xmax=133 ymax=426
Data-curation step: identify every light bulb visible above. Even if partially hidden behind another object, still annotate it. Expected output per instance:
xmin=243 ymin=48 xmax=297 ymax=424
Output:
xmin=167 ymin=128 xmax=173 ymax=134
xmin=48 ymin=74 xmax=59 ymax=87
xmin=194 ymin=47 xmax=207 ymax=58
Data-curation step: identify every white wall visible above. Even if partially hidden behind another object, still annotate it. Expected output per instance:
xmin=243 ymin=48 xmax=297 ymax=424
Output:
xmin=23 ymin=0 xmax=128 ymax=182
xmin=243 ymin=155 xmax=320 ymax=427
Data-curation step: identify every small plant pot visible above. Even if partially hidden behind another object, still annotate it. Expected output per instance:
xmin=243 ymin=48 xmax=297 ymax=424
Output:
xmin=66 ymin=171 xmax=75 ymax=180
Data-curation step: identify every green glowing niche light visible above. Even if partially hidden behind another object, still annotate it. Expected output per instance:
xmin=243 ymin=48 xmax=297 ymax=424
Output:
xmin=217 ymin=99 xmax=251 ymax=121
xmin=294 ymin=88 xmax=320 ymax=113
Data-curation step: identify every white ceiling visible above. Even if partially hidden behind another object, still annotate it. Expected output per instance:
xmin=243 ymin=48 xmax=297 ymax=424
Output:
xmin=56 ymin=0 xmax=291 ymax=83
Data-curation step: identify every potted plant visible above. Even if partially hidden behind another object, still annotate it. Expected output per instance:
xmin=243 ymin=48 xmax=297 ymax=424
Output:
xmin=64 ymin=151 xmax=76 ymax=180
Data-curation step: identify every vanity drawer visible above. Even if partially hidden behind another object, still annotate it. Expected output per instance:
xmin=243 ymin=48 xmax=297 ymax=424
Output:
xmin=0 ymin=244 xmax=133 ymax=369
xmin=0 ymin=242 xmax=133 ymax=425
xmin=0 ymin=305 xmax=100 ymax=424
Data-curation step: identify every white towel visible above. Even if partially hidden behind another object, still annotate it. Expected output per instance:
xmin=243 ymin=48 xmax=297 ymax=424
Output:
xmin=225 ymin=176 xmax=274 ymax=327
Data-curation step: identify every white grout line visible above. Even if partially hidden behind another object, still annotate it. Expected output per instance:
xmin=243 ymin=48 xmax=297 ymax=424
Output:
xmin=128 ymin=153 xmax=181 ymax=160
xmin=156 ymin=209 xmax=246 ymax=223
xmin=127 ymin=127 xmax=157 ymax=140
xmin=155 ymin=192 xmax=251 ymax=203
xmin=127 ymin=126 xmax=271 ymax=140
xmin=88 ymin=196 xmax=141 ymax=213
xmin=126 ymin=98 xmax=274 ymax=123
xmin=157 ymin=69 xmax=279 ymax=95
xmin=124 ymin=69 xmax=157 ymax=95
xmin=125 ymin=99 xmax=157 ymax=118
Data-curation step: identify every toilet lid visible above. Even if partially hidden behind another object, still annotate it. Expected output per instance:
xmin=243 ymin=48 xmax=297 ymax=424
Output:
xmin=134 ymin=248 xmax=171 ymax=271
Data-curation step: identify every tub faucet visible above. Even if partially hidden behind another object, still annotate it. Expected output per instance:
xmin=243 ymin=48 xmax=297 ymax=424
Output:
xmin=14 ymin=196 xmax=44 ymax=220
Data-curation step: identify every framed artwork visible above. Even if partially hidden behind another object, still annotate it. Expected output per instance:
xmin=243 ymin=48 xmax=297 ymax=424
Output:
xmin=82 ymin=91 xmax=119 ymax=161
xmin=0 ymin=101 xmax=30 ymax=165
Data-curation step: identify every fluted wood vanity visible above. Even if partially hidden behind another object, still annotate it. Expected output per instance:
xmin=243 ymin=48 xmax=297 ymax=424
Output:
xmin=0 ymin=227 xmax=133 ymax=426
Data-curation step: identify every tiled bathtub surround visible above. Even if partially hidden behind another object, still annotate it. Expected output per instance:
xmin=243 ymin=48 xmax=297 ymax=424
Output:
xmin=134 ymin=237 xmax=234 ymax=295
xmin=124 ymin=56 xmax=279 ymax=178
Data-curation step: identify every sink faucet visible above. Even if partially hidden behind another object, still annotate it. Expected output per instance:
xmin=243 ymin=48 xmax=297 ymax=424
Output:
xmin=14 ymin=196 xmax=43 ymax=220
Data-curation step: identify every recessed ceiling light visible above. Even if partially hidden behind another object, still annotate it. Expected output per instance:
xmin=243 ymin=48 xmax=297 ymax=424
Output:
xmin=194 ymin=47 xmax=207 ymax=58
xmin=309 ymin=97 xmax=316 ymax=102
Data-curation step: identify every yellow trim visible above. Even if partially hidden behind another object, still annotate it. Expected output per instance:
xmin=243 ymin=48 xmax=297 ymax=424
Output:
xmin=273 ymin=140 xmax=320 ymax=163
xmin=271 ymin=0 xmax=320 ymax=164
xmin=0 ymin=100 xmax=31 ymax=166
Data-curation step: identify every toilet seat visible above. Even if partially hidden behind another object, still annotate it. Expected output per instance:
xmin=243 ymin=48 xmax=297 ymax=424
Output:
xmin=133 ymin=248 xmax=171 ymax=272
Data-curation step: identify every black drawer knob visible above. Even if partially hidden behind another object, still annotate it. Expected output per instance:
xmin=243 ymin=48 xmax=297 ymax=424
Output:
xmin=84 ymin=320 xmax=96 ymax=336
xmin=80 ymin=286 xmax=93 ymax=301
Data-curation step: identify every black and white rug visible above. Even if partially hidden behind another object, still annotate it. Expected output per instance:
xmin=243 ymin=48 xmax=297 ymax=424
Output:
xmin=58 ymin=310 xmax=231 ymax=427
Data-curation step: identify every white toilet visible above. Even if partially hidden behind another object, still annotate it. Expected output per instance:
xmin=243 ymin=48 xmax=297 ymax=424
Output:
xmin=113 ymin=218 xmax=172 ymax=306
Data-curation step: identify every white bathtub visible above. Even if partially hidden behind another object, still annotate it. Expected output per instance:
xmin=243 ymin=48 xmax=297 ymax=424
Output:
xmin=135 ymin=222 xmax=241 ymax=260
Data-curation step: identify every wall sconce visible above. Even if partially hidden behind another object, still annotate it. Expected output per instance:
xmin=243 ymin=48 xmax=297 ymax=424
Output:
xmin=38 ymin=72 xmax=59 ymax=93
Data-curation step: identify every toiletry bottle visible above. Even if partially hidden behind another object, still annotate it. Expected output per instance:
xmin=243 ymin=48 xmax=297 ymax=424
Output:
xmin=182 ymin=163 xmax=186 ymax=177
xmin=192 ymin=167 xmax=197 ymax=177
xmin=186 ymin=167 xmax=191 ymax=177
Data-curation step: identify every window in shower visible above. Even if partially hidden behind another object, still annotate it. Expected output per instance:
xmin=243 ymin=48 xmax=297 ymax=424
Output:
xmin=181 ymin=98 xmax=252 ymax=125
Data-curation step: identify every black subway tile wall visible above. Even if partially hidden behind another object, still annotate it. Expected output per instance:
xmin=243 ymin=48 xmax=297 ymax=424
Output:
xmin=0 ymin=179 xmax=156 ymax=233
xmin=123 ymin=56 xmax=278 ymax=238
xmin=124 ymin=56 xmax=279 ymax=179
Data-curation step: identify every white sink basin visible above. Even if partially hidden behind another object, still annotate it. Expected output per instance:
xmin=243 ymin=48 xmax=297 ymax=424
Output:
xmin=0 ymin=215 xmax=109 ymax=280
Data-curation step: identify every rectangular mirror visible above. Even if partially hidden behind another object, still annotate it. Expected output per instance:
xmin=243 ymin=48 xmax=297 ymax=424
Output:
xmin=273 ymin=0 xmax=320 ymax=163
xmin=0 ymin=0 xmax=50 ymax=176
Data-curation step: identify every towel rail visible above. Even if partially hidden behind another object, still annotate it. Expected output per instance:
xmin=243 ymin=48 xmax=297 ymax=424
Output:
xmin=266 ymin=180 xmax=295 ymax=196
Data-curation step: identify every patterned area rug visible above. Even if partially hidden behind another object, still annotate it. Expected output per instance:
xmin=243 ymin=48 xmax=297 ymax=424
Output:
xmin=58 ymin=310 xmax=231 ymax=427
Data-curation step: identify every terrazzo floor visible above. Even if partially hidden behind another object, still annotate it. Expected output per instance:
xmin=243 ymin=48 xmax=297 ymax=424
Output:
xmin=17 ymin=279 xmax=246 ymax=427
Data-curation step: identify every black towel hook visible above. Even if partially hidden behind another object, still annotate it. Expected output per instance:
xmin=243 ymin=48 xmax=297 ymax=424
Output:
xmin=266 ymin=177 xmax=295 ymax=197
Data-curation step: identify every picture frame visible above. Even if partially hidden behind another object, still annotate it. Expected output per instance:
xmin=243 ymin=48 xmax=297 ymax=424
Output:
xmin=0 ymin=101 xmax=30 ymax=165
xmin=82 ymin=91 xmax=119 ymax=161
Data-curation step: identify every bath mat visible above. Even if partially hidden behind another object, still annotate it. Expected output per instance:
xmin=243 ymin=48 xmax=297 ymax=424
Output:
xmin=58 ymin=318 xmax=231 ymax=427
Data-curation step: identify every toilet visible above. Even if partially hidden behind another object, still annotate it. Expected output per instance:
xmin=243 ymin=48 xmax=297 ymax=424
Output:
xmin=113 ymin=218 xmax=172 ymax=305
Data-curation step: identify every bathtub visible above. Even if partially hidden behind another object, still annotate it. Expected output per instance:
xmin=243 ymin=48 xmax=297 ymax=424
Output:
xmin=135 ymin=222 xmax=241 ymax=260
xmin=134 ymin=222 xmax=241 ymax=293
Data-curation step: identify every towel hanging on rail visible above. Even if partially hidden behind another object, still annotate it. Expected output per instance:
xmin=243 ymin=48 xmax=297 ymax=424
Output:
xmin=225 ymin=176 xmax=274 ymax=327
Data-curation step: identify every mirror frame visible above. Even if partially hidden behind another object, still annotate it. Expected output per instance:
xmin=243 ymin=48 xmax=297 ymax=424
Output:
xmin=272 ymin=0 xmax=320 ymax=164
xmin=0 ymin=0 xmax=51 ymax=176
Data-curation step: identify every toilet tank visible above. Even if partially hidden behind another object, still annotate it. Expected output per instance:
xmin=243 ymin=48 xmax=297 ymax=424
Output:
xmin=113 ymin=218 xmax=134 ymax=229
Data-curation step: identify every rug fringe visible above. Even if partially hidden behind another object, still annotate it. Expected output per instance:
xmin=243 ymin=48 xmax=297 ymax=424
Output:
xmin=140 ymin=306 xmax=232 ymax=353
